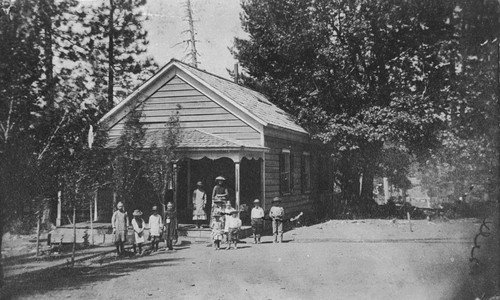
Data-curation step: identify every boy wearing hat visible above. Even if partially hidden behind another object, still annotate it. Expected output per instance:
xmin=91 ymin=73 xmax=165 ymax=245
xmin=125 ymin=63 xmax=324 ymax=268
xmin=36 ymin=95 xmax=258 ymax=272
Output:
xmin=131 ymin=209 xmax=145 ymax=255
xmin=111 ymin=201 xmax=129 ymax=256
xmin=224 ymin=209 xmax=242 ymax=250
xmin=148 ymin=206 xmax=163 ymax=252
xmin=251 ymin=199 xmax=264 ymax=244
xmin=269 ymin=197 xmax=285 ymax=243
xmin=211 ymin=212 xmax=224 ymax=250
xmin=192 ymin=181 xmax=207 ymax=228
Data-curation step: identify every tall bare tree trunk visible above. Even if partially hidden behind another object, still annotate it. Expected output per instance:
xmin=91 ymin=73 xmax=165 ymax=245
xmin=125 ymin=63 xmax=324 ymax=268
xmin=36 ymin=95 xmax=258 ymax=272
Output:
xmin=71 ymin=205 xmax=76 ymax=266
xmin=0 ymin=202 xmax=4 ymax=288
xmin=0 ymin=157 xmax=5 ymax=287
xmin=185 ymin=0 xmax=198 ymax=67
xmin=40 ymin=0 xmax=55 ymax=108
xmin=107 ymin=0 xmax=115 ymax=110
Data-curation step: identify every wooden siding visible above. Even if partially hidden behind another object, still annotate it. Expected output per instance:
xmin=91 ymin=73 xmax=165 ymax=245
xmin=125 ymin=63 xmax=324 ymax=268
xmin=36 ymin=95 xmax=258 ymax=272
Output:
xmin=264 ymin=135 xmax=315 ymax=215
xmin=107 ymin=76 xmax=261 ymax=146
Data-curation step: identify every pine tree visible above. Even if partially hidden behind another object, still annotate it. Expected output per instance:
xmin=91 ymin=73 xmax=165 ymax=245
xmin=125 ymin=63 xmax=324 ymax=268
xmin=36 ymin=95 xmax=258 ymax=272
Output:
xmin=79 ymin=0 xmax=158 ymax=110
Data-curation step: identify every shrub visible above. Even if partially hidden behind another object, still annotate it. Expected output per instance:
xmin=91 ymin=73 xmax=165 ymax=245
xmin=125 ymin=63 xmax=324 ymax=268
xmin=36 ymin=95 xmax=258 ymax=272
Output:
xmin=7 ymin=217 xmax=37 ymax=235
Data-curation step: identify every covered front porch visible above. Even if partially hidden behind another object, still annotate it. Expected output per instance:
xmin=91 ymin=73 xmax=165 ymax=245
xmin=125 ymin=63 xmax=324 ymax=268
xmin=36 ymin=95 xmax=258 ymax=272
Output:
xmin=174 ymin=145 xmax=268 ymax=226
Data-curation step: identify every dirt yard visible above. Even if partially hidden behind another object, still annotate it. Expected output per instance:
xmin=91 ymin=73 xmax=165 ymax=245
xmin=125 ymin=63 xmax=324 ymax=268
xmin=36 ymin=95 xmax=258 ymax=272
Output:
xmin=1 ymin=217 xmax=498 ymax=300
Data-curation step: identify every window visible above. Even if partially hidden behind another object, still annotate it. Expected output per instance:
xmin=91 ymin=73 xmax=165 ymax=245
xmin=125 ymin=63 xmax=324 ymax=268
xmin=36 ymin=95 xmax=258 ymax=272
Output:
xmin=279 ymin=149 xmax=291 ymax=195
xmin=318 ymin=154 xmax=331 ymax=191
xmin=301 ymin=152 xmax=311 ymax=193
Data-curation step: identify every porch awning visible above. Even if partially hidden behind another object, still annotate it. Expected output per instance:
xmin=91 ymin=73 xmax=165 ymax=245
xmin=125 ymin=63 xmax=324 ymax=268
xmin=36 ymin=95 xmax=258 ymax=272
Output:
xmin=107 ymin=128 xmax=268 ymax=161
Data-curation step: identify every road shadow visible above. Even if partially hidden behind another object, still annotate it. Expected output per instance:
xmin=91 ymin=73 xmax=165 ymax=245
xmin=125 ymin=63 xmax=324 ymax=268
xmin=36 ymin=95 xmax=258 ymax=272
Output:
xmin=0 ymin=256 xmax=182 ymax=299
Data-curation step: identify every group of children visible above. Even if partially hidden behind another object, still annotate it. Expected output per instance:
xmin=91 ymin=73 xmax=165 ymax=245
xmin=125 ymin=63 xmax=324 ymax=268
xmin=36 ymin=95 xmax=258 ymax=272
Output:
xmin=116 ymin=202 xmax=178 ymax=256
xmin=210 ymin=196 xmax=285 ymax=250
xmin=111 ymin=182 xmax=288 ymax=256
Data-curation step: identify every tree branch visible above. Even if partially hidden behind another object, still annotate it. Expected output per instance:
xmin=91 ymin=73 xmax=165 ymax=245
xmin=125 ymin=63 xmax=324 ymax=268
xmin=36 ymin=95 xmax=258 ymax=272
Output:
xmin=37 ymin=112 xmax=68 ymax=161
xmin=2 ymin=98 xmax=15 ymax=144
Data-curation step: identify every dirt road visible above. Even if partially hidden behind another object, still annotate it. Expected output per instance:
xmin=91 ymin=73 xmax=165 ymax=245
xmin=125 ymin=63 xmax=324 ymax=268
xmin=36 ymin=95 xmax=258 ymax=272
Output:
xmin=3 ymin=218 xmax=498 ymax=300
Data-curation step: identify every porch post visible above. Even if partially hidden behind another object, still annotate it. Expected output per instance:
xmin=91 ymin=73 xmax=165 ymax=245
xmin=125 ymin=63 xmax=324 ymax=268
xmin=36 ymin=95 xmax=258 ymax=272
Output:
xmin=261 ymin=156 xmax=266 ymax=211
xmin=187 ymin=159 xmax=191 ymax=207
xmin=56 ymin=190 xmax=62 ymax=227
xmin=173 ymin=162 xmax=179 ymax=209
xmin=94 ymin=190 xmax=98 ymax=222
xmin=234 ymin=160 xmax=240 ymax=214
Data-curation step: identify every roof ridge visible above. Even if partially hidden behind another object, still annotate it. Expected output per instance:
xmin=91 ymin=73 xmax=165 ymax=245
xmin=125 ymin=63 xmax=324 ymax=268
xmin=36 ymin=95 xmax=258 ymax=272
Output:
xmin=172 ymin=59 xmax=273 ymax=102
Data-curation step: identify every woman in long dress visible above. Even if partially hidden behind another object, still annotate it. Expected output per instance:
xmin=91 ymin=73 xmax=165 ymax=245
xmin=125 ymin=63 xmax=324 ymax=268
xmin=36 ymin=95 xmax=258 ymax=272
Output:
xmin=211 ymin=176 xmax=228 ymax=226
xmin=192 ymin=181 xmax=207 ymax=228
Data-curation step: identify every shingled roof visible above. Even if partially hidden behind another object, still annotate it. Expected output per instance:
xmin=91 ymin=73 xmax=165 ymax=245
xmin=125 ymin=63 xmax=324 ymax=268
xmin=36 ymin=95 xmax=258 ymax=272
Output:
xmin=175 ymin=60 xmax=308 ymax=134
xmin=107 ymin=128 xmax=249 ymax=149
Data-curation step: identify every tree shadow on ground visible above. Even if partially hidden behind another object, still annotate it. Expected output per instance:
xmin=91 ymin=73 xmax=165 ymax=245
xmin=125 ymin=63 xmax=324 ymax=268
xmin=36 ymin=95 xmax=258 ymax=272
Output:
xmin=0 ymin=256 xmax=183 ymax=299
xmin=3 ymin=247 xmax=111 ymax=267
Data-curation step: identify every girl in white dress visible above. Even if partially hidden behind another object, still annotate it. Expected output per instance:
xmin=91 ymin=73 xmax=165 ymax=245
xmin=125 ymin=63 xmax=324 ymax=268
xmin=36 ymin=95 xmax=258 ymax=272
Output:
xmin=131 ymin=209 xmax=145 ymax=255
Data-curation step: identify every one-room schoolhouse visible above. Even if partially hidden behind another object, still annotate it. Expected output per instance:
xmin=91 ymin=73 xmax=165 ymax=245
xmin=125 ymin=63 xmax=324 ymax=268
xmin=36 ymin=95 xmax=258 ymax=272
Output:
xmin=97 ymin=59 xmax=334 ymax=225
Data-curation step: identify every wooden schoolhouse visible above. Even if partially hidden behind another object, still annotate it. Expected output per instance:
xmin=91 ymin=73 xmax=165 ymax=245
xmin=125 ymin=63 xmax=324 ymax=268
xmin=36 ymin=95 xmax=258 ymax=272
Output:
xmin=97 ymin=59 xmax=334 ymax=225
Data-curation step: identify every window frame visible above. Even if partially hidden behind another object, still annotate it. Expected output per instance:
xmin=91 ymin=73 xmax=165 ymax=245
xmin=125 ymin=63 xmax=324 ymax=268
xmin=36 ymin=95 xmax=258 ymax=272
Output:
xmin=301 ymin=152 xmax=311 ymax=193
xmin=279 ymin=149 xmax=291 ymax=195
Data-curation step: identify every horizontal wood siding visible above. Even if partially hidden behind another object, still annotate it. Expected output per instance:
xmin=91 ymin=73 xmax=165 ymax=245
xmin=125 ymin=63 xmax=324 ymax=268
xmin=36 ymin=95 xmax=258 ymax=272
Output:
xmin=107 ymin=76 xmax=261 ymax=146
xmin=262 ymin=135 xmax=334 ymax=216
xmin=264 ymin=135 xmax=311 ymax=215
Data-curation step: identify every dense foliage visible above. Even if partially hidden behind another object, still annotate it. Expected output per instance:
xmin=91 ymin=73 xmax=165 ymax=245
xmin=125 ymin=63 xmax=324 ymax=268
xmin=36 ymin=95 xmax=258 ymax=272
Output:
xmin=0 ymin=0 xmax=158 ymax=286
xmin=233 ymin=0 xmax=499 ymax=209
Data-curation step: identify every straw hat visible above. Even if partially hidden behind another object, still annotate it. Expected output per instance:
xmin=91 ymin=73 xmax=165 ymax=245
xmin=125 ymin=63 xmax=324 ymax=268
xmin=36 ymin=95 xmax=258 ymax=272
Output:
xmin=196 ymin=181 xmax=203 ymax=186
xmin=215 ymin=176 xmax=225 ymax=181
xmin=253 ymin=199 xmax=260 ymax=204
xmin=151 ymin=206 xmax=158 ymax=211
xmin=132 ymin=209 xmax=142 ymax=216
xmin=272 ymin=197 xmax=282 ymax=203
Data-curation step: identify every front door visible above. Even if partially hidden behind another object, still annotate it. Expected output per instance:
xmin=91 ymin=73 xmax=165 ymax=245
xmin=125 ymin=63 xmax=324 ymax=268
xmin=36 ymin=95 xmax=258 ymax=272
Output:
xmin=176 ymin=157 xmax=235 ymax=224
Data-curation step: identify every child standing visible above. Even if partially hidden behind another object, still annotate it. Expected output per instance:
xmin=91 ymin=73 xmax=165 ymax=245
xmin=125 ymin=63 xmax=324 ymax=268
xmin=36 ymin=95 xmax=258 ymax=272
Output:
xmin=223 ymin=200 xmax=234 ymax=244
xmin=250 ymin=199 xmax=264 ymax=244
xmin=269 ymin=197 xmax=285 ymax=243
xmin=211 ymin=212 xmax=224 ymax=250
xmin=131 ymin=209 xmax=145 ymax=255
xmin=211 ymin=199 xmax=224 ymax=227
xmin=148 ymin=206 xmax=163 ymax=252
xmin=111 ymin=201 xmax=129 ymax=256
xmin=224 ymin=209 xmax=242 ymax=250
xmin=164 ymin=202 xmax=178 ymax=251
xmin=224 ymin=200 xmax=234 ymax=216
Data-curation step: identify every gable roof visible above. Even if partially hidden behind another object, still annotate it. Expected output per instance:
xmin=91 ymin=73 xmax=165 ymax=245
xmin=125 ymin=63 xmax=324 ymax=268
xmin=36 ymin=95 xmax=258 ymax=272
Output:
xmin=176 ymin=61 xmax=308 ymax=134
xmin=99 ymin=59 xmax=308 ymax=135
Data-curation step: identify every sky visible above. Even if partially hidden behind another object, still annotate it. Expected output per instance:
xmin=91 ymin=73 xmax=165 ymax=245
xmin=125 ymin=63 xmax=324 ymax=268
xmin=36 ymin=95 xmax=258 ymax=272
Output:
xmin=142 ymin=0 xmax=247 ymax=79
